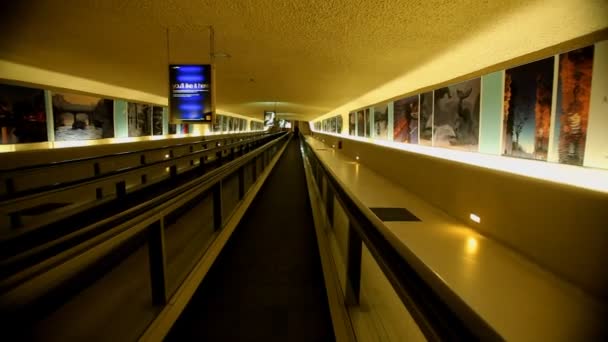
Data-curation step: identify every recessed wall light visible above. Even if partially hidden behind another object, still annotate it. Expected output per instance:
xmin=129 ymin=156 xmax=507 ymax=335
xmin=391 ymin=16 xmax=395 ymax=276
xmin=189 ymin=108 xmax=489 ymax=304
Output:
xmin=165 ymin=154 xmax=170 ymax=159
xmin=356 ymin=156 xmax=360 ymax=160
xmin=470 ymin=213 xmax=481 ymax=223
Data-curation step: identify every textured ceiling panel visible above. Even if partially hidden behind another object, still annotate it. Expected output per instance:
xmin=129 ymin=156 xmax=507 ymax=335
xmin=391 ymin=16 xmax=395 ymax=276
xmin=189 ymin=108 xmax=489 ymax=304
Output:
xmin=1 ymin=0 xmax=607 ymax=120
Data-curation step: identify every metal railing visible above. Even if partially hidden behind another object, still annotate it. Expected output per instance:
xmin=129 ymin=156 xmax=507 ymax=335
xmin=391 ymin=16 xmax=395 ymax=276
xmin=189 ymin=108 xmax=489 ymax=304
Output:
xmin=0 ymin=132 xmax=267 ymax=198
xmin=0 ymin=133 xmax=277 ymax=233
xmin=301 ymin=137 xmax=503 ymax=341
xmin=0 ymin=133 xmax=289 ymax=337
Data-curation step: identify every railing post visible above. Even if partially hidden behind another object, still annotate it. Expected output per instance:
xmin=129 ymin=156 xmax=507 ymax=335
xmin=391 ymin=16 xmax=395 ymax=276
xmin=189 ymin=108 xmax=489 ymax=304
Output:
xmin=116 ymin=181 xmax=126 ymax=198
xmin=5 ymin=178 xmax=15 ymax=196
xmin=345 ymin=221 xmax=362 ymax=306
xmin=213 ymin=180 xmax=223 ymax=230
xmin=9 ymin=212 xmax=22 ymax=229
xmin=238 ymin=166 xmax=245 ymax=199
xmin=326 ymin=185 xmax=335 ymax=227
xmin=148 ymin=219 xmax=167 ymax=305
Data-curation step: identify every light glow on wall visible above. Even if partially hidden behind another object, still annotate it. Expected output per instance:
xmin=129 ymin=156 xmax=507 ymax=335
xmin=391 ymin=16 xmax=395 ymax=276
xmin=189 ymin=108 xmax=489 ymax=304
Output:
xmin=470 ymin=213 xmax=481 ymax=223
xmin=327 ymin=133 xmax=608 ymax=194
xmin=466 ymin=237 xmax=479 ymax=254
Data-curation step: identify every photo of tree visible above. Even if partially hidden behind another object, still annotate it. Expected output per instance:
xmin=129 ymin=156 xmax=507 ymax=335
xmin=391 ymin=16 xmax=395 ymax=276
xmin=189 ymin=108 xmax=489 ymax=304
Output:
xmin=127 ymin=102 xmax=151 ymax=137
xmin=374 ymin=103 xmax=389 ymax=140
xmin=357 ymin=110 xmax=364 ymax=136
xmin=222 ymin=115 xmax=228 ymax=132
xmin=152 ymin=106 xmax=163 ymax=135
xmin=336 ymin=115 xmax=343 ymax=134
xmin=503 ymin=57 xmax=554 ymax=160
xmin=54 ymin=92 xmax=114 ymax=141
xmin=349 ymin=112 xmax=356 ymax=135
xmin=168 ymin=124 xmax=177 ymax=134
xmin=419 ymin=91 xmax=433 ymax=146
xmin=0 ymin=84 xmax=47 ymax=144
xmin=329 ymin=117 xmax=337 ymax=133
xmin=364 ymin=108 xmax=371 ymax=137
xmin=214 ymin=114 xmax=222 ymax=132
xmin=554 ymin=46 xmax=594 ymax=166
xmin=393 ymin=95 xmax=419 ymax=143
xmin=433 ymin=78 xmax=480 ymax=151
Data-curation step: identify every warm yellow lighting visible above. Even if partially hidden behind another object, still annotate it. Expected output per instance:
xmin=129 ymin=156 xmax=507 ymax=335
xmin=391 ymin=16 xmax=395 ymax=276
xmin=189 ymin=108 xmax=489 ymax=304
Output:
xmin=466 ymin=237 xmax=478 ymax=254
xmin=355 ymin=156 xmax=360 ymax=160
xmin=165 ymin=167 xmax=170 ymax=173
xmin=325 ymin=132 xmax=608 ymax=194
xmin=332 ymin=144 xmax=335 ymax=148
xmin=470 ymin=213 xmax=481 ymax=223
xmin=165 ymin=154 xmax=170 ymax=159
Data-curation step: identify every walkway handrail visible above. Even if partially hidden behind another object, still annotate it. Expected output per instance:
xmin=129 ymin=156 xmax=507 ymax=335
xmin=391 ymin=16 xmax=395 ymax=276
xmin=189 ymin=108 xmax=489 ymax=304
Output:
xmin=0 ymin=132 xmax=269 ymax=201
xmin=302 ymin=137 xmax=504 ymax=341
xmin=0 ymin=131 xmax=264 ymax=174
xmin=0 ymin=132 xmax=290 ymax=309
xmin=0 ymin=133 xmax=279 ymax=206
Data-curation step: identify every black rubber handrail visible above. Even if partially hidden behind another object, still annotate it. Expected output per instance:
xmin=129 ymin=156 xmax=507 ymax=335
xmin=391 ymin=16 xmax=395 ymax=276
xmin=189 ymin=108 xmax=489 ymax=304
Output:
xmin=302 ymin=138 xmax=504 ymax=342
xmin=0 ymin=131 xmax=266 ymax=174
xmin=0 ymin=133 xmax=279 ymax=203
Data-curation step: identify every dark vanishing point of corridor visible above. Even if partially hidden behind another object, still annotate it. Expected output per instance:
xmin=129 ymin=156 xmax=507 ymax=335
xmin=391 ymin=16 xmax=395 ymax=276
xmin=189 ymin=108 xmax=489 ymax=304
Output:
xmin=166 ymin=136 xmax=335 ymax=341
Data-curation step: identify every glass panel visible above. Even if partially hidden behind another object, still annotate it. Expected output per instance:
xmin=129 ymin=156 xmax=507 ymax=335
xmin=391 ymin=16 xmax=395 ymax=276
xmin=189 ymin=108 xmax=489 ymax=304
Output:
xmin=164 ymin=191 xmax=215 ymax=296
xmin=26 ymin=233 xmax=159 ymax=341
xmin=350 ymin=244 xmax=426 ymax=342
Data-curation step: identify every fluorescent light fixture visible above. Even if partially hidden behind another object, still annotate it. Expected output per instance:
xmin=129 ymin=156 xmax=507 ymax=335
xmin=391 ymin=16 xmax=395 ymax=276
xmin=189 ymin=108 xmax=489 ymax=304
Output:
xmin=470 ymin=213 xmax=481 ymax=223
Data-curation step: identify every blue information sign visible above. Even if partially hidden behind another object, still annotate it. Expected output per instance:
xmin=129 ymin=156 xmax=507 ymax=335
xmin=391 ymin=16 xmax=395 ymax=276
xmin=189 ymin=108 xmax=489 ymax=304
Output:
xmin=169 ymin=65 xmax=212 ymax=122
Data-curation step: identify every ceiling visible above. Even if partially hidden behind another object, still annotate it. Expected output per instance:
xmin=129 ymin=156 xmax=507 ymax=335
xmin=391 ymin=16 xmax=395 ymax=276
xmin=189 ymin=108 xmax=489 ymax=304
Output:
xmin=0 ymin=1 xmax=605 ymax=121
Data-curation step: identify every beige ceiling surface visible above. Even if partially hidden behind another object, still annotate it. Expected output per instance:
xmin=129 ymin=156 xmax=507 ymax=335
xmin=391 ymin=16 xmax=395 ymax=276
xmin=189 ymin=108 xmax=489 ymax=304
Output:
xmin=0 ymin=1 xmax=605 ymax=121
